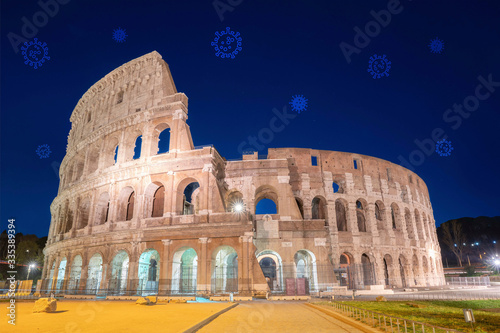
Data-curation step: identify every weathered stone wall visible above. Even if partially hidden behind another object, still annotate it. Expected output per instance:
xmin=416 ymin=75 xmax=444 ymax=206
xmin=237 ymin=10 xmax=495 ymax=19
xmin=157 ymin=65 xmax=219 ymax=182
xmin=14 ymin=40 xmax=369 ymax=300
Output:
xmin=42 ymin=52 xmax=445 ymax=295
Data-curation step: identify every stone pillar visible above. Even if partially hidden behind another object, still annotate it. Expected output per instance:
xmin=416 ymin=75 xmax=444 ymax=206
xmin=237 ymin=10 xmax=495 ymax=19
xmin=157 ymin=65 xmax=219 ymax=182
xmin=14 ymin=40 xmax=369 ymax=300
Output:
xmin=126 ymin=241 xmax=140 ymax=294
xmin=240 ymin=234 xmax=252 ymax=294
xmin=197 ymin=237 xmax=210 ymax=295
xmin=347 ymin=202 xmax=359 ymax=235
xmin=366 ymin=203 xmax=378 ymax=236
xmin=160 ymin=239 xmax=172 ymax=294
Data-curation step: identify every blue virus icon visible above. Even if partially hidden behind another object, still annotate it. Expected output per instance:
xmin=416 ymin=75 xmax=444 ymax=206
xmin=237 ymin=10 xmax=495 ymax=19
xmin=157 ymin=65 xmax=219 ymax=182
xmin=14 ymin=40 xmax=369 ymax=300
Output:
xmin=112 ymin=28 xmax=128 ymax=43
xmin=367 ymin=54 xmax=391 ymax=79
xmin=435 ymin=139 xmax=453 ymax=157
xmin=428 ymin=37 xmax=444 ymax=54
xmin=36 ymin=144 xmax=52 ymax=159
xmin=211 ymin=27 xmax=242 ymax=59
xmin=21 ymin=38 xmax=50 ymax=69
xmin=289 ymin=95 xmax=308 ymax=113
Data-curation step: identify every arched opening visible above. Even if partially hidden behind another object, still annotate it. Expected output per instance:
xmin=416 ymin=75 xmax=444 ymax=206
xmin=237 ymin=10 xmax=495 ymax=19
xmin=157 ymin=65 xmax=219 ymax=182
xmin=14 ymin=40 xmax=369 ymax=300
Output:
xmin=211 ymin=246 xmax=238 ymax=293
xmin=103 ymin=137 xmax=119 ymax=168
xmin=95 ymin=193 xmax=110 ymax=225
xmin=391 ymin=203 xmax=400 ymax=230
xmin=412 ymin=255 xmax=419 ymax=286
xmin=257 ymin=250 xmax=284 ymax=293
xmin=312 ymin=196 xmax=327 ymax=220
xmin=109 ymin=251 xmax=129 ymax=295
xmin=332 ymin=182 xmax=341 ymax=193
xmin=422 ymin=214 xmax=429 ymax=240
xmin=422 ymin=256 xmax=429 ymax=278
xmin=55 ymin=258 xmax=67 ymax=292
xmin=414 ymin=210 xmax=424 ymax=240
xmin=77 ymin=198 xmax=90 ymax=229
xmin=399 ymin=255 xmax=407 ymax=288
xmin=339 ymin=253 xmax=354 ymax=289
xmin=356 ymin=200 xmax=367 ymax=232
xmin=144 ymin=182 xmax=165 ymax=218
xmin=171 ymin=247 xmax=198 ymax=294
xmin=335 ymin=199 xmax=348 ymax=231
xmin=68 ymin=255 xmax=82 ymax=293
xmin=117 ymin=187 xmax=135 ymax=221
xmin=294 ymin=250 xmax=318 ymax=294
xmin=138 ymin=249 xmax=160 ymax=295
xmin=255 ymin=185 xmax=279 ymax=215
xmin=133 ymin=135 xmax=142 ymax=160
xmin=86 ymin=253 xmax=103 ymax=294
xmin=226 ymin=190 xmax=244 ymax=213
xmin=375 ymin=201 xmax=385 ymax=230
xmin=405 ymin=209 xmax=415 ymax=239
xmin=153 ymin=124 xmax=170 ymax=154
xmin=87 ymin=148 xmax=100 ymax=174
xmin=73 ymin=159 xmax=84 ymax=182
xmin=383 ymin=255 xmax=392 ymax=286
xmin=183 ymin=182 xmax=200 ymax=215
xmin=295 ymin=198 xmax=304 ymax=219
xmin=113 ymin=145 xmax=119 ymax=164
xmin=361 ymin=254 xmax=374 ymax=286
xmin=255 ymin=198 xmax=277 ymax=214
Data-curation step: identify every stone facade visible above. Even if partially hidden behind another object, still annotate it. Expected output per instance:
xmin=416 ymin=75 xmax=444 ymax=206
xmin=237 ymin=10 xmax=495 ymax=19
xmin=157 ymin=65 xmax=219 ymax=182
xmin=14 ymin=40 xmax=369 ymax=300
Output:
xmin=42 ymin=51 xmax=445 ymax=296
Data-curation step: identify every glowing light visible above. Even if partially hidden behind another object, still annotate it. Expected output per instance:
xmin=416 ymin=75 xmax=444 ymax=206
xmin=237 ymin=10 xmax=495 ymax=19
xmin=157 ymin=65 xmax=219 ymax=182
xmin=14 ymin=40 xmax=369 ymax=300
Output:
xmin=234 ymin=203 xmax=244 ymax=212
xmin=494 ymin=260 xmax=500 ymax=266
xmin=231 ymin=200 xmax=246 ymax=214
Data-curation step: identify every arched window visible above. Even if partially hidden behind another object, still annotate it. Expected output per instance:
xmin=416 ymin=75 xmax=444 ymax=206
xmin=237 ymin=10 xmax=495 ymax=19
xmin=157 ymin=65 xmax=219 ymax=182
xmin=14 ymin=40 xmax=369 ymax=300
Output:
xmin=182 ymin=182 xmax=200 ymax=215
xmin=405 ymin=209 xmax=415 ymax=239
xmin=152 ymin=186 xmax=165 ymax=217
xmin=414 ymin=210 xmax=424 ymax=239
xmin=312 ymin=197 xmax=326 ymax=219
xmin=356 ymin=200 xmax=366 ymax=232
xmin=77 ymin=198 xmax=90 ymax=229
xmin=126 ymin=192 xmax=135 ymax=220
xmin=113 ymin=145 xmax=119 ymax=164
xmin=390 ymin=203 xmax=400 ymax=230
xmin=361 ymin=254 xmax=374 ymax=285
xmin=95 ymin=193 xmax=110 ymax=225
xmin=332 ymin=182 xmax=340 ymax=193
xmin=255 ymin=198 xmax=277 ymax=214
xmin=335 ymin=199 xmax=347 ymax=231
xmin=133 ymin=135 xmax=142 ymax=160
xmin=374 ymin=201 xmax=386 ymax=230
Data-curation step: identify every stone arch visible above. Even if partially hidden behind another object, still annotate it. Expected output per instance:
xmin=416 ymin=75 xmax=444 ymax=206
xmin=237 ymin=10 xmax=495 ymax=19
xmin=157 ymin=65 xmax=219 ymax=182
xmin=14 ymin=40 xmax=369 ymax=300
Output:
xmin=86 ymin=253 xmax=103 ymax=294
xmin=117 ymin=186 xmax=135 ymax=221
xmin=361 ymin=253 xmax=375 ymax=286
xmin=398 ymin=254 xmax=408 ymax=288
xmin=374 ymin=200 xmax=386 ymax=230
xmin=144 ymin=181 xmax=166 ymax=218
xmin=356 ymin=199 xmax=368 ymax=232
xmin=404 ymin=208 xmax=415 ymax=239
xmin=211 ymin=245 xmax=238 ymax=293
xmin=109 ymin=250 xmax=129 ymax=295
xmin=255 ymin=185 xmax=279 ymax=215
xmin=383 ymin=254 xmax=393 ymax=286
xmin=138 ymin=249 xmax=160 ymax=295
xmin=95 ymin=192 xmax=110 ymax=225
xmin=414 ymin=210 xmax=424 ymax=239
xmin=294 ymin=249 xmax=319 ymax=293
xmin=412 ymin=254 xmax=419 ymax=286
xmin=55 ymin=257 xmax=67 ymax=292
xmin=171 ymin=247 xmax=198 ymax=294
xmin=175 ymin=177 xmax=201 ymax=215
xmin=152 ymin=123 xmax=171 ymax=155
xmin=68 ymin=254 xmax=83 ymax=291
xmin=422 ymin=255 xmax=429 ymax=278
xmin=86 ymin=146 xmax=100 ymax=175
xmin=103 ymin=136 xmax=120 ymax=168
xmin=133 ymin=135 xmax=143 ymax=160
xmin=335 ymin=199 xmax=348 ymax=231
xmin=312 ymin=196 xmax=327 ymax=220
xmin=123 ymin=129 xmax=143 ymax=162
xmin=390 ymin=203 xmax=401 ymax=230
xmin=77 ymin=197 xmax=91 ymax=229
xmin=256 ymin=250 xmax=284 ymax=292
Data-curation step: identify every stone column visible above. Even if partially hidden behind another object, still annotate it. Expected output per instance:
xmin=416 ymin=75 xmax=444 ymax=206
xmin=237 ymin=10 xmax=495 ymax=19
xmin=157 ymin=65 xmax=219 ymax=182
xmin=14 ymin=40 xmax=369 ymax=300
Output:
xmin=160 ymin=239 xmax=172 ymax=294
xmin=240 ymin=234 xmax=252 ymax=294
xmin=197 ymin=238 xmax=210 ymax=295
xmin=347 ymin=202 xmax=359 ymax=235
xmin=126 ymin=241 xmax=140 ymax=294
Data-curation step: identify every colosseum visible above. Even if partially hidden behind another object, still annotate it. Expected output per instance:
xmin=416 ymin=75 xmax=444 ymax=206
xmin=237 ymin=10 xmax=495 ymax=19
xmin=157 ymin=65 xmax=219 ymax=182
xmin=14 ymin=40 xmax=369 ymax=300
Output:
xmin=41 ymin=51 xmax=445 ymax=298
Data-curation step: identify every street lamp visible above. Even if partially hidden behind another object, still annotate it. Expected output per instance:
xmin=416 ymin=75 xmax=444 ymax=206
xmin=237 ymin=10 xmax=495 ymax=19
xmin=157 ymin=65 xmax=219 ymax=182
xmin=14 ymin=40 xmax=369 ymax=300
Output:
xmin=27 ymin=264 xmax=35 ymax=280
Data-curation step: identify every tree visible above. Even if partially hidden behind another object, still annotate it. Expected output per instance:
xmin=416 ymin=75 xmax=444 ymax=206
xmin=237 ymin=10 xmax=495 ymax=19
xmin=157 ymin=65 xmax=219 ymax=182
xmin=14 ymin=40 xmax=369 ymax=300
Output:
xmin=442 ymin=220 xmax=466 ymax=267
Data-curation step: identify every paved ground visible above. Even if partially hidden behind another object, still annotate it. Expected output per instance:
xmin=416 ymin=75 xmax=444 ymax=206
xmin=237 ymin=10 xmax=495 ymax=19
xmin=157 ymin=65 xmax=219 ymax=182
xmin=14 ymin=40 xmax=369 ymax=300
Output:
xmin=199 ymin=301 xmax=368 ymax=333
xmin=0 ymin=300 xmax=233 ymax=333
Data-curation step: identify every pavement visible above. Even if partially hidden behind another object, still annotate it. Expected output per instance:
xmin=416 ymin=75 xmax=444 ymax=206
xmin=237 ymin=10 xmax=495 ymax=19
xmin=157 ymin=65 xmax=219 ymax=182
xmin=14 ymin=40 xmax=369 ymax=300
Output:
xmin=198 ymin=300 xmax=374 ymax=333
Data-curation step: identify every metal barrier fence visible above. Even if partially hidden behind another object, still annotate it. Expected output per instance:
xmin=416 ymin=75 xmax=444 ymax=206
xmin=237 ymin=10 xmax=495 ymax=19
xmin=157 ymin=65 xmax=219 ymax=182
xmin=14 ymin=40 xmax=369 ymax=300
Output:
xmin=445 ymin=276 xmax=490 ymax=286
xmin=329 ymin=289 xmax=500 ymax=302
xmin=329 ymin=301 xmax=464 ymax=333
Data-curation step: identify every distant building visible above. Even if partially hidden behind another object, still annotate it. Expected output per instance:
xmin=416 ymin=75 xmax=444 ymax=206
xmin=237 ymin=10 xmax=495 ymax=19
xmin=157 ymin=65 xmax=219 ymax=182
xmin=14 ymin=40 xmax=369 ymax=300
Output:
xmin=42 ymin=51 xmax=445 ymax=296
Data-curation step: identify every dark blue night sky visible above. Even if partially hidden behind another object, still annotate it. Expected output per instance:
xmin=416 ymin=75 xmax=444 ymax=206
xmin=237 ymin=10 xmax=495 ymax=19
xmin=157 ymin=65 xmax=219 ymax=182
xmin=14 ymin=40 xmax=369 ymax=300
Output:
xmin=1 ymin=0 xmax=499 ymax=237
